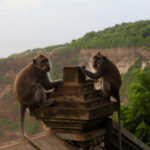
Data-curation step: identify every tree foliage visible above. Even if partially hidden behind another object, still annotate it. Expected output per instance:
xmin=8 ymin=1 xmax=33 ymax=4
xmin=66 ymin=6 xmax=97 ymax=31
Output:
xmin=65 ymin=20 xmax=150 ymax=50
xmin=121 ymin=70 xmax=150 ymax=145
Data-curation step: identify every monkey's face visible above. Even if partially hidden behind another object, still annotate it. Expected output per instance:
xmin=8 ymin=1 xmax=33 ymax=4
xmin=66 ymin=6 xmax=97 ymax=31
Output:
xmin=92 ymin=53 xmax=106 ymax=70
xmin=33 ymin=55 xmax=51 ymax=72
xmin=40 ymin=57 xmax=51 ymax=72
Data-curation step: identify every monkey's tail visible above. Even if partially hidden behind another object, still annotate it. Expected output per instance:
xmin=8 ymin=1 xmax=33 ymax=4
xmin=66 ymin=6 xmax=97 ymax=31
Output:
xmin=20 ymin=104 xmax=42 ymax=150
xmin=24 ymin=135 xmax=42 ymax=150
xmin=117 ymin=98 xmax=123 ymax=150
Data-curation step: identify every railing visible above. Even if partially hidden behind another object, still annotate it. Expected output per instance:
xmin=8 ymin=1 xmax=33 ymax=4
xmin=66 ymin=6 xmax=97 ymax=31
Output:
xmin=109 ymin=119 xmax=150 ymax=150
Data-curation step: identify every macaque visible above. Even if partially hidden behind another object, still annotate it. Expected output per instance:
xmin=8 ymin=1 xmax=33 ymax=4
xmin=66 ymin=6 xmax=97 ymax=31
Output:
xmin=14 ymin=54 xmax=63 ymax=150
xmin=77 ymin=52 xmax=122 ymax=150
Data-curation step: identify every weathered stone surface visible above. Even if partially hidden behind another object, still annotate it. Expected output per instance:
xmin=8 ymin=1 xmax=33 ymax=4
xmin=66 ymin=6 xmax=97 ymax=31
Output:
xmin=0 ymin=132 xmax=75 ymax=150
xmin=31 ymin=66 xmax=117 ymax=134
xmin=63 ymin=67 xmax=85 ymax=83
xmin=34 ymin=102 xmax=116 ymax=120
xmin=56 ymin=82 xmax=94 ymax=94
xmin=55 ymin=128 xmax=106 ymax=142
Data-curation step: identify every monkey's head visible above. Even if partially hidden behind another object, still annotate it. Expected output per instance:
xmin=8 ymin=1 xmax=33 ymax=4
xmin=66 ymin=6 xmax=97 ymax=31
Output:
xmin=32 ymin=54 xmax=50 ymax=72
xmin=92 ymin=52 xmax=106 ymax=70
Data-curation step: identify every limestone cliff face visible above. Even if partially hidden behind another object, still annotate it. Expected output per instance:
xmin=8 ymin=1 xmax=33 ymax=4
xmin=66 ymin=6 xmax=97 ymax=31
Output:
xmin=79 ymin=48 xmax=150 ymax=74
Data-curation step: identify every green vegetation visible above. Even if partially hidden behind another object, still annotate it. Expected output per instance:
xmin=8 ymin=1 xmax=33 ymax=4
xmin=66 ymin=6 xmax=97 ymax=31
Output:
xmin=12 ymin=101 xmax=19 ymax=110
xmin=8 ymin=118 xmax=41 ymax=134
xmin=50 ymin=48 xmax=80 ymax=80
xmin=9 ymin=122 xmax=19 ymax=131
xmin=65 ymin=20 xmax=150 ymax=51
xmin=8 ymin=45 xmax=64 ymax=59
xmin=121 ymin=69 xmax=150 ymax=146
xmin=68 ymin=53 xmax=79 ymax=66
xmin=50 ymin=62 xmax=63 ymax=80
xmin=0 ymin=117 xmax=10 ymax=126
xmin=0 ymin=117 xmax=19 ymax=131
xmin=4 ymin=92 xmax=14 ymax=99
xmin=25 ymin=118 xmax=41 ymax=134
xmin=0 ymin=116 xmax=41 ymax=134
xmin=120 ymin=57 xmax=142 ymax=97
xmin=0 ymin=76 xmax=13 ymax=84
xmin=120 ymin=57 xmax=150 ymax=145
xmin=0 ymin=58 xmax=7 ymax=64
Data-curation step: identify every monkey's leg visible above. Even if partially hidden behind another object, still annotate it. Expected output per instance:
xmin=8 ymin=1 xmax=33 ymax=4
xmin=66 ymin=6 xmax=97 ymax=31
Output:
xmin=31 ymin=84 xmax=55 ymax=109
xmin=101 ymin=80 xmax=111 ymax=101
xmin=95 ymin=89 xmax=104 ymax=97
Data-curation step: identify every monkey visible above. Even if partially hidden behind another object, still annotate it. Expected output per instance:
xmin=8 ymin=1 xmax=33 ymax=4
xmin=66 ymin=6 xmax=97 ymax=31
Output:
xmin=77 ymin=52 xmax=122 ymax=150
xmin=13 ymin=54 xmax=63 ymax=150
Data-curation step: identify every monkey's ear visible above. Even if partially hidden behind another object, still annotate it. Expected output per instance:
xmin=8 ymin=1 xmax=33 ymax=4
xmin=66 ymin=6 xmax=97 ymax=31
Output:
xmin=32 ymin=59 xmax=37 ymax=64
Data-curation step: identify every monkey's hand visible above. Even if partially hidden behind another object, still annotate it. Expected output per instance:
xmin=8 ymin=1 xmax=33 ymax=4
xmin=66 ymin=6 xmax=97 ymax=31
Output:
xmin=46 ymin=99 xmax=56 ymax=107
xmin=76 ymin=66 xmax=81 ymax=70
xmin=52 ymin=80 xmax=63 ymax=86
xmin=77 ymin=66 xmax=100 ymax=80
xmin=76 ymin=66 xmax=86 ymax=75
xmin=42 ymin=99 xmax=56 ymax=108
xmin=57 ymin=80 xmax=63 ymax=85
xmin=76 ymin=66 xmax=85 ymax=69
xmin=82 ymin=66 xmax=86 ymax=69
xmin=53 ymin=80 xmax=63 ymax=92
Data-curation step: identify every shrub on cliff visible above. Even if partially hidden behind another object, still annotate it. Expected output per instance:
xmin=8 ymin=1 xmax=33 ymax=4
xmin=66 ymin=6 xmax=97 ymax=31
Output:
xmin=121 ymin=70 xmax=150 ymax=146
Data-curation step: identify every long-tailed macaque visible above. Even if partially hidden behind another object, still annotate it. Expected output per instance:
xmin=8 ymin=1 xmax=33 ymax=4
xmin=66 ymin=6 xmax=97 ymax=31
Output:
xmin=14 ymin=54 xmax=63 ymax=150
xmin=77 ymin=52 xmax=122 ymax=150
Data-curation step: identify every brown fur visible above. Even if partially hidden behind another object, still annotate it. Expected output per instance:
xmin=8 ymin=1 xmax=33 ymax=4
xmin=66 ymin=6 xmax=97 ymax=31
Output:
xmin=14 ymin=54 xmax=62 ymax=150
xmin=78 ymin=52 xmax=122 ymax=150
xmin=93 ymin=52 xmax=121 ymax=99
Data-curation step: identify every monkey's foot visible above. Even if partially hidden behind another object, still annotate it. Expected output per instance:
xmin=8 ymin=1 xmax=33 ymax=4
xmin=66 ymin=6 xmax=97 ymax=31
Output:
xmin=45 ymin=99 xmax=56 ymax=107
xmin=40 ymin=99 xmax=56 ymax=108
xmin=96 ymin=90 xmax=104 ymax=97
xmin=95 ymin=90 xmax=110 ymax=101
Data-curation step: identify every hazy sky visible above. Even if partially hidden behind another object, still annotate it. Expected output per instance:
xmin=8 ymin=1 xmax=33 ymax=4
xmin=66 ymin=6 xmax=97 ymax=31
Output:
xmin=0 ymin=0 xmax=150 ymax=58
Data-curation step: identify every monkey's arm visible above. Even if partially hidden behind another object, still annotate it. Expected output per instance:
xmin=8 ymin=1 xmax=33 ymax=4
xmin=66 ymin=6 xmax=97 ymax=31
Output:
xmin=78 ymin=67 xmax=102 ymax=80
xmin=41 ymin=79 xmax=63 ymax=90
xmin=49 ymin=80 xmax=63 ymax=89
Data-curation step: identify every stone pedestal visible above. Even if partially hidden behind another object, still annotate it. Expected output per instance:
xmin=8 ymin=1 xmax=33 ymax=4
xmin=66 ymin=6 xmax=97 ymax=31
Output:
xmin=31 ymin=67 xmax=117 ymax=144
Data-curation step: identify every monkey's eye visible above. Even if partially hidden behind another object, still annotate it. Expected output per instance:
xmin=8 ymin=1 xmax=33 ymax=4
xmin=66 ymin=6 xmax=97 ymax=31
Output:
xmin=42 ymin=59 xmax=48 ymax=63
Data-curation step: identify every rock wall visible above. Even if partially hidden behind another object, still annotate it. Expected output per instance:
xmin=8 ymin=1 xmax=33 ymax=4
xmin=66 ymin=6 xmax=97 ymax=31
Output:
xmin=79 ymin=48 xmax=150 ymax=74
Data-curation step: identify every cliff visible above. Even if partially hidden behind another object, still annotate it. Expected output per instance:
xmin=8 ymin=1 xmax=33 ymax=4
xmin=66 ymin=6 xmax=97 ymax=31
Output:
xmin=79 ymin=47 xmax=150 ymax=74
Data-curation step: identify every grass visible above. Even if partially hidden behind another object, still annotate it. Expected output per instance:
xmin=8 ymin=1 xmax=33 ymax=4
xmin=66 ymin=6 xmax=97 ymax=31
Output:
xmin=4 ymin=92 xmax=14 ymax=99
xmin=25 ymin=118 xmax=41 ymax=134
xmin=11 ymin=101 xmax=19 ymax=110
xmin=0 ymin=76 xmax=14 ymax=84
xmin=0 ymin=116 xmax=41 ymax=134
xmin=9 ymin=122 xmax=19 ymax=131
xmin=0 ymin=117 xmax=10 ymax=126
